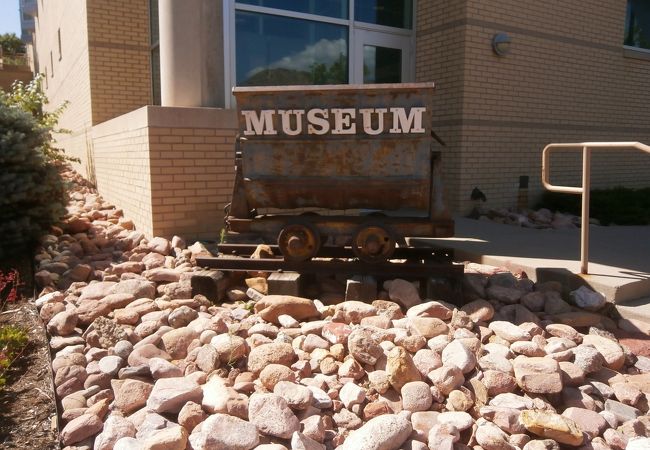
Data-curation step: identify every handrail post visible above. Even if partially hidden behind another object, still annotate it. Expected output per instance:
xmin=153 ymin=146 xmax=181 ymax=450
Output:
xmin=580 ymin=146 xmax=591 ymax=274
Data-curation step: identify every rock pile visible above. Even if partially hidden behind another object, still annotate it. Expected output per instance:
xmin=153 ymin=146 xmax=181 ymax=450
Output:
xmin=35 ymin=172 xmax=650 ymax=450
xmin=469 ymin=206 xmax=589 ymax=230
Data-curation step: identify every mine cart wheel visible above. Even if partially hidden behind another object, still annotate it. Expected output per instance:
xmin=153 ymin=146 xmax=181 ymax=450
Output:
xmin=351 ymin=224 xmax=396 ymax=263
xmin=277 ymin=222 xmax=321 ymax=262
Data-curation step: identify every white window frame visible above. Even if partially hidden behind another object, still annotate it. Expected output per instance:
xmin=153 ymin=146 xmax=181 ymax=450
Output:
xmin=223 ymin=0 xmax=416 ymax=108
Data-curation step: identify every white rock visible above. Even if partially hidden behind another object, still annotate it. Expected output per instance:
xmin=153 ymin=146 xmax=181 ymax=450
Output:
xmin=192 ymin=413 xmax=260 ymax=450
xmin=248 ymin=393 xmax=300 ymax=439
xmin=441 ymin=340 xmax=476 ymax=374
xmin=437 ymin=411 xmax=474 ymax=431
xmin=570 ymin=286 xmax=606 ymax=311
xmin=339 ymin=382 xmax=366 ymax=409
xmin=340 ymin=414 xmax=412 ymax=450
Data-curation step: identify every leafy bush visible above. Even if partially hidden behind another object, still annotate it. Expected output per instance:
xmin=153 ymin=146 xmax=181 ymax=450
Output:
xmin=0 ymin=33 xmax=26 ymax=56
xmin=537 ymin=187 xmax=650 ymax=225
xmin=2 ymin=75 xmax=75 ymax=164
xmin=0 ymin=269 xmax=20 ymax=305
xmin=0 ymin=100 xmax=67 ymax=259
xmin=0 ymin=325 xmax=28 ymax=390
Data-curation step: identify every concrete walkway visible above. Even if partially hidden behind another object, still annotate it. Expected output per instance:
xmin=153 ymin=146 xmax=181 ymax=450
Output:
xmin=413 ymin=217 xmax=650 ymax=306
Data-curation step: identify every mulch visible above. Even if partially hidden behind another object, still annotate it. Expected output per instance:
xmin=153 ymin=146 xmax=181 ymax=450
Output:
xmin=0 ymin=256 xmax=59 ymax=449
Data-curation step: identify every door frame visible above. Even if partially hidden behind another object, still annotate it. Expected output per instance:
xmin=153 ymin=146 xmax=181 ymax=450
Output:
xmin=351 ymin=27 xmax=414 ymax=84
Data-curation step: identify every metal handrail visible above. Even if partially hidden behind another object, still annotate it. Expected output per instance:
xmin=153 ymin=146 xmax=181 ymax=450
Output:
xmin=542 ymin=141 xmax=650 ymax=274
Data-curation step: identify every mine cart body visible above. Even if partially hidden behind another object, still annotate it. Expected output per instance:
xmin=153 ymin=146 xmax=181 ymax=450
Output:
xmin=227 ymin=83 xmax=453 ymax=262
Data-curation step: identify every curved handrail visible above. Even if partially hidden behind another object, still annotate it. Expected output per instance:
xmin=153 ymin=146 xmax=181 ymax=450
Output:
xmin=541 ymin=142 xmax=650 ymax=274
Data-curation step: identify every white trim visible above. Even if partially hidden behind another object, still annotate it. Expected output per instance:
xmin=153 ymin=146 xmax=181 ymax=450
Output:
xmin=225 ymin=0 xmax=417 ymax=100
xmin=353 ymin=30 xmax=413 ymax=83
xmin=224 ymin=0 xmax=235 ymax=108
xmin=235 ymin=3 xmax=349 ymax=26
xmin=623 ymin=44 xmax=650 ymax=55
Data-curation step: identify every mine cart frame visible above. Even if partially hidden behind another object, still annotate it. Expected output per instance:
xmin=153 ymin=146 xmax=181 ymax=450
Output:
xmin=225 ymin=83 xmax=454 ymax=263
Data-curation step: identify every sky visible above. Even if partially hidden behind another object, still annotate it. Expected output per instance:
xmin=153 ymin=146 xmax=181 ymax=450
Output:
xmin=0 ymin=1 xmax=22 ymax=36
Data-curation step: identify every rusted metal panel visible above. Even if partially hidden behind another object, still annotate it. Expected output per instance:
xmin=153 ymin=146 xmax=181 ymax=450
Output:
xmin=232 ymin=83 xmax=435 ymax=213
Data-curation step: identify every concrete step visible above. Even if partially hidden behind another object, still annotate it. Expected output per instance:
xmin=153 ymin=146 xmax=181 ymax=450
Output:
xmin=613 ymin=296 xmax=650 ymax=335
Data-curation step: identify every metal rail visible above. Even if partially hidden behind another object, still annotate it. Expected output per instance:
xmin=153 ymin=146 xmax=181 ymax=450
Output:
xmin=541 ymin=141 xmax=650 ymax=274
xmin=216 ymin=243 xmax=455 ymax=262
xmin=195 ymin=255 xmax=464 ymax=278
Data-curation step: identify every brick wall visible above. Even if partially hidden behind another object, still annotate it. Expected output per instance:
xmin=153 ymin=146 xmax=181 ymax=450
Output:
xmin=415 ymin=0 xmax=467 ymax=213
xmin=0 ymin=66 xmax=32 ymax=90
xmin=34 ymin=0 xmax=95 ymax=177
xmin=416 ymin=0 xmax=650 ymax=213
xmin=92 ymin=106 xmax=238 ymax=240
xmin=147 ymin=107 xmax=237 ymax=240
xmin=87 ymin=0 xmax=152 ymax=125
xmin=92 ymin=107 xmax=154 ymax=234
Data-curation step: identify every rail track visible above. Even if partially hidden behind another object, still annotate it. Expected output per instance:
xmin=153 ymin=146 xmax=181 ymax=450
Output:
xmin=196 ymin=243 xmax=465 ymax=302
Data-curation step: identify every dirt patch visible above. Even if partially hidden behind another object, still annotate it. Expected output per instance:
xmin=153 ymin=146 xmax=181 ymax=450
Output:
xmin=0 ymin=298 xmax=59 ymax=449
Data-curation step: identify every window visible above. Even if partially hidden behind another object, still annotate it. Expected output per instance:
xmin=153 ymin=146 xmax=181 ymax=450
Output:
xmin=355 ymin=0 xmax=413 ymax=29
xmin=231 ymin=0 xmax=414 ymax=93
xmin=150 ymin=0 xmax=161 ymax=104
xmin=235 ymin=11 xmax=348 ymax=86
xmin=57 ymin=28 xmax=62 ymax=60
xmin=625 ymin=0 xmax=650 ymax=50
xmin=237 ymin=0 xmax=348 ymax=19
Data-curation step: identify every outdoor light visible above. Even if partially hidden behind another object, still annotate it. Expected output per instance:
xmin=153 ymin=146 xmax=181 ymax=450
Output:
xmin=492 ymin=33 xmax=511 ymax=56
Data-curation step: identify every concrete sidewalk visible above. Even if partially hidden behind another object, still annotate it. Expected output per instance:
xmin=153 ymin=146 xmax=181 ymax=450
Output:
xmin=413 ymin=217 xmax=650 ymax=305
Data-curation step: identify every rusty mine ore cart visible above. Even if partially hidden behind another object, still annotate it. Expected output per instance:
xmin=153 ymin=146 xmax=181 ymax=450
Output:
xmin=225 ymin=83 xmax=454 ymax=264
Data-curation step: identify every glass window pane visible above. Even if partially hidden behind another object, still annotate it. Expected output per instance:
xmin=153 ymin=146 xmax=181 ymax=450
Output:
xmin=151 ymin=47 xmax=161 ymax=105
xmin=363 ymin=45 xmax=401 ymax=83
xmin=237 ymin=0 xmax=348 ymax=20
xmin=355 ymin=0 xmax=413 ymax=29
xmin=625 ymin=0 xmax=650 ymax=49
xmin=236 ymin=11 xmax=348 ymax=86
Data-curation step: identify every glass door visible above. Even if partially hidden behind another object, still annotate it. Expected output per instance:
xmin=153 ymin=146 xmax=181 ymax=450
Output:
xmin=353 ymin=29 xmax=412 ymax=84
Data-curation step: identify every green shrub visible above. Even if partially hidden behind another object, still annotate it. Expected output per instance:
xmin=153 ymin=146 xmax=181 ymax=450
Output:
xmin=537 ymin=187 xmax=650 ymax=225
xmin=2 ymin=75 xmax=75 ymax=164
xmin=0 ymin=101 xmax=67 ymax=259
xmin=0 ymin=325 xmax=29 ymax=390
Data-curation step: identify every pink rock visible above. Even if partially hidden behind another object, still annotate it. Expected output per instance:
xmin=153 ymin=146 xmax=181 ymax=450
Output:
xmin=146 ymin=377 xmax=202 ymax=413
xmin=114 ymin=379 xmax=153 ymax=414
xmin=402 ymin=381 xmax=433 ymax=412
xmin=178 ymin=401 xmax=206 ymax=432
xmin=79 ymin=281 xmax=117 ymax=301
xmin=60 ymin=413 xmax=103 ymax=445
xmin=127 ymin=343 xmax=171 ymax=366
xmin=193 ymin=413 xmax=260 ymax=450
xmin=249 ymin=393 xmax=300 ymax=439
xmin=144 ymin=267 xmax=181 ymax=283
xmin=407 ymin=301 xmax=453 ymax=320
xmin=561 ymin=407 xmax=607 ymax=438
xmin=334 ymin=301 xmax=378 ymax=324
xmin=260 ymin=364 xmax=296 ymax=391
xmin=482 ymin=370 xmax=517 ymax=396
xmin=147 ymin=236 xmax=172 ymax=255
xmin=386 ymin=279 xmax=421 ymax=309
xmin=94 ymin=415 xmax=136 ymax=450
xmin=513 ymin=356 xmax=563 ymax=394
xmin=322 ymin=322 xmax=352 ymax=345
xmin=47 ymin=309 xmax=79 ymax=336
xmin=161 ymin=327 xmax=199 ymax=359
xmin=247 ymin=342 xmax=296 ymax=374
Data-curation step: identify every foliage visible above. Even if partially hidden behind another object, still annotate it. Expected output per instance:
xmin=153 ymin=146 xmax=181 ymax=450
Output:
xmin=0 ymin=100 xmax=68 ymax=259
xmin=1 ymin=75 xmax=76 ymax=164
xmin=0 ymin=325 xmax=29 ymax=390
xmin=0 ymin=33 xmax=26 ymax=56
xmin=0 ymin=269 xmax=20 ymax=306
xmin=537 ymin=186 xmax=650 ymax=226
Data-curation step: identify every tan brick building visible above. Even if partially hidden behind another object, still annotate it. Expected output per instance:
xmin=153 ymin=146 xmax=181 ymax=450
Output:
xmin=29 ymin=0 xmax=650 ymax=239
